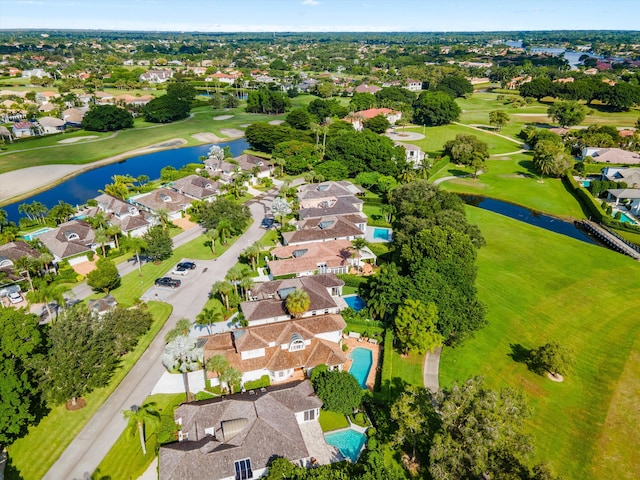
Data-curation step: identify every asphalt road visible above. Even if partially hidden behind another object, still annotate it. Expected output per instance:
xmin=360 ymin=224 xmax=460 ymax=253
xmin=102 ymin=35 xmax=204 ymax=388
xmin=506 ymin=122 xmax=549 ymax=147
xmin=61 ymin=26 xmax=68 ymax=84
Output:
xmin=45 ymin=189 xmax=277 ymax=480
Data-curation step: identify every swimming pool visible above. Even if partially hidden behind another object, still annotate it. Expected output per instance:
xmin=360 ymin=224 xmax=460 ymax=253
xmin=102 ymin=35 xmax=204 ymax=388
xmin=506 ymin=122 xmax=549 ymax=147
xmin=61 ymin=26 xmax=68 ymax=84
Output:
xmin=22 ymin=227 xmax=53 ymax=241
xmin=372 ymin=227 xmax=392 ymax=241
xmin=344 ymin=295 xmax=366 ymax=312
xmin=618 ymin=212 xmax=636 ymax=224
xmin=581 ymin=180 xmax=591 ymax=187
xmin=325 ymin=429 xmax=367 ymax=462
xmin=349 ymin=347 xmax=373 ymax=388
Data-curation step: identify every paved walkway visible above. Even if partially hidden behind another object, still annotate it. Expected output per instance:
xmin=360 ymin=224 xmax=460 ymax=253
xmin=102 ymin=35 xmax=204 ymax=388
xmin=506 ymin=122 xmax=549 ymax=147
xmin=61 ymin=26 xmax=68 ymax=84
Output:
xmin=423 ymin=347 xmax=442 ymax=393
xmin=453 ymin=121 xmax=524 ymax=145
xmin=45 ymin=190 xmax=277 ymax=480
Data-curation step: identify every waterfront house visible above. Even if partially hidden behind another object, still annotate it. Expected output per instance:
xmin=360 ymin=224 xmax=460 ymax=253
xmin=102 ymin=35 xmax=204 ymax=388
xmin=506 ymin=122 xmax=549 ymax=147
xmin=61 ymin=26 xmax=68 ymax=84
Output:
xmin=170 ymin=174 xmax=222 ymax=202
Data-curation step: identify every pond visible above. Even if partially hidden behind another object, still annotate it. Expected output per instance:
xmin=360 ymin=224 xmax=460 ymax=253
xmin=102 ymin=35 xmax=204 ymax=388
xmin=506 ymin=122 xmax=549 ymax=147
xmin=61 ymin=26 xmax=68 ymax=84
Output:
xmin=3 ymin=138 xmax=249 ymax=223
xmin=460 ymin=195 xmax=597 ymax=245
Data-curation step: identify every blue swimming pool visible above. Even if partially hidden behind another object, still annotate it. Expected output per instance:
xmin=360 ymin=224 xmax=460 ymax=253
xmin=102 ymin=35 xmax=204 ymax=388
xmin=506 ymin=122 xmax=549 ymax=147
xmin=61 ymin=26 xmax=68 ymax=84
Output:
xmin=349 ymin=347 xmax=372 ymax=388
xmin=22 ymin=227 xmax=53 ymax=241
xmin=372 ymin=227 xmax=392 ymax=241
xmin=618 ymin=212 xmax=636 ymax=224
xmin=581 ymin=180 xmax=591 ymax=187
xmin=325 ymin=429 xmax=367 ymax=462
xmin=344 ymin=295 xmax=366 ymax=312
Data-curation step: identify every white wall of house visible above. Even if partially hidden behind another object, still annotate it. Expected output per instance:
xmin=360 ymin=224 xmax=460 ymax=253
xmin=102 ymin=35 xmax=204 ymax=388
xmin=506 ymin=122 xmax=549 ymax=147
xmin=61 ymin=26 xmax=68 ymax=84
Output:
xmin=67 ymin=255 xmax=90 ymax=266
xmin=315 ymin=330 xmax=343 ymax=344
xmin=240 ymin=368 xmax=268 ymax=384
xmin=295 ymin=407 xmax=320 ymax=424
xmin=241 ymin=348 xmax=266 ymax=360
xmin=247 ymin=314 xmax=292 ymax=327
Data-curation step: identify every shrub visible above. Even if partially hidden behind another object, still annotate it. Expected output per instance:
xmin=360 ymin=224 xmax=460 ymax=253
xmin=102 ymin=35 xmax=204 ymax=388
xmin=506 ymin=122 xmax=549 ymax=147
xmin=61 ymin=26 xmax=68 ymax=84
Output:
xmin=336 ymin=273 xmax=368 ymax=290
xmin=244 ymin=375 xmax=271 ymax=391
xmin=366 ymin=426 xmax=377 ymax=437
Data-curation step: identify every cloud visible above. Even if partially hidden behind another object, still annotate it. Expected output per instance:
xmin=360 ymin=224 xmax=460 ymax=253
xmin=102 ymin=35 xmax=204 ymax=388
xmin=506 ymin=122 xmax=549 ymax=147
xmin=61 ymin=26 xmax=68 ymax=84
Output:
xmin=302 ymin=0 xmax=321 ymax=5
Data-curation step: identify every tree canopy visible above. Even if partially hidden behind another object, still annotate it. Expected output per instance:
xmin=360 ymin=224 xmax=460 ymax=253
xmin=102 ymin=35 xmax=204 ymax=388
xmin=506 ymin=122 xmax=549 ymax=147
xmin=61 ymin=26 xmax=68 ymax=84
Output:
xmin=311 ymin=368 xmax=363 ymax=415
xmin=86 ymin=257 xmax=120 ymax=293
xmin=413 ymin=91 xmax=461 ymax=126
xmin=143 ymin=225 xmax=173 ymax=261
xmin=82 ymin=104 xmax=133 ymax=132
xmin=143 ymin=95 xmax=191 ymax=123
xmin=547 ymin=100 xmax=588 ymax=127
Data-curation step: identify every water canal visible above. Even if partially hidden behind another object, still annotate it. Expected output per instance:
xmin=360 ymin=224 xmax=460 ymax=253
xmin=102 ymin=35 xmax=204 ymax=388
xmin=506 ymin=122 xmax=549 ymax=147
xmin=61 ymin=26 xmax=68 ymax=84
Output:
xmin=3 ymin=138 xmax=249 ymax=223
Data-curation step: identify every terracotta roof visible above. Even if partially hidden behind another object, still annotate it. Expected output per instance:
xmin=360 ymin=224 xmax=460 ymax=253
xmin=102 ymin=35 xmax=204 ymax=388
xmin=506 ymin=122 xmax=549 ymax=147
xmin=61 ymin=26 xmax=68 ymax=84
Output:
xmin=38 ymin=116 xmax=65 ymax=127
xmin=269 ymin=239 xmax=356 ymax=277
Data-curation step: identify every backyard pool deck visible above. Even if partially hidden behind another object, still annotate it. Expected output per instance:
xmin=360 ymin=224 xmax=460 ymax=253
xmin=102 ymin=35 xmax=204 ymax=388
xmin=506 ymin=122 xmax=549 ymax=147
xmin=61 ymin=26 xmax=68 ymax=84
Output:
xmin=342 ymin=337 xmax=381 ymax=391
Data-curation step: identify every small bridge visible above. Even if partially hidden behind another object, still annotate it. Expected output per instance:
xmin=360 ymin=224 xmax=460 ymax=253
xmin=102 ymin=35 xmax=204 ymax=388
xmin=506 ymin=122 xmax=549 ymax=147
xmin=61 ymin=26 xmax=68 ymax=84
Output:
xmin=577 ymin=220 xmax=640 ymax=261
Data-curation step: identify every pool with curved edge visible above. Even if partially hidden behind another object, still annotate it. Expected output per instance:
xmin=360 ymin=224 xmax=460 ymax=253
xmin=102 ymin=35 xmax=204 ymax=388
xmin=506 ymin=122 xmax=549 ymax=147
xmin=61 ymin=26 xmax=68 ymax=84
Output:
xmin=324 ymin=429 xmax=367 ymax=462
xmin=349 ymin=347 xmax=372 ymax=388
xmin=344 ymin=295 xmax=366 ymax=312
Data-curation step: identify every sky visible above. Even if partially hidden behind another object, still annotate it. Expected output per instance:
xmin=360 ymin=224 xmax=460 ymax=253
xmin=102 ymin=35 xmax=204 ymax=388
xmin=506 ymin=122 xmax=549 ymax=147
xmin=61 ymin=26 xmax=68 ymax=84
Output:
xmin=0 ymin=0 xmax=638 ymax=32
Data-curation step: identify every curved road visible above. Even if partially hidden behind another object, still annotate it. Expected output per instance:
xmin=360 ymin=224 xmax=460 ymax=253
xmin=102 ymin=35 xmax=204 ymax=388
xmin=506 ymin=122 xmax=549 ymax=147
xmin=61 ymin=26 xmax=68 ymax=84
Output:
xmin=44 ymin=190 xmax=278 ymax=480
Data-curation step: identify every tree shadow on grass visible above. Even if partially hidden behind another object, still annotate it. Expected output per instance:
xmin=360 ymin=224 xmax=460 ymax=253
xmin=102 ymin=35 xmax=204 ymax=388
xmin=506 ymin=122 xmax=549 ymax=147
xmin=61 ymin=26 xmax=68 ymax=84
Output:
xmin=508 ymin=343 xmax=532 ymax=365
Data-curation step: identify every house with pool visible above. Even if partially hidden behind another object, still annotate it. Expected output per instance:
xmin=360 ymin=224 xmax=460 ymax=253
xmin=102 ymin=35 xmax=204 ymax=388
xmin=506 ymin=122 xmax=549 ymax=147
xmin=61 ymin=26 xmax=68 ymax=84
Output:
xmin=38 ymin=219 xmax=110 ymax=264
xmin=159 ymin=380 xmax=341 ymax=480
xmin=129 ymin=187 xmax=192 ymax=222
xmin=169 ymin=174 xmax=222 ymax=202
xmin=281 ymin=215 xmax=366 ymax=246
xmin=89 ymin=193 xmax=150 ymax=238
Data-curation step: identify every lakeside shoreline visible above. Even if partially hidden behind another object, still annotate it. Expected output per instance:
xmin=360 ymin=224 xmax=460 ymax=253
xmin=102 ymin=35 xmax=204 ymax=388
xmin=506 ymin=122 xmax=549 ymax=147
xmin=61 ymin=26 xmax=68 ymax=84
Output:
xmin=0 ymin=133 xmax=243 ymax=208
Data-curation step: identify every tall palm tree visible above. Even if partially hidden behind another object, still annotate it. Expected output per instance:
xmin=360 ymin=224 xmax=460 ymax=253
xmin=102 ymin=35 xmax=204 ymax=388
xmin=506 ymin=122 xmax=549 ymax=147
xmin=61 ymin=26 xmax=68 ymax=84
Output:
xmin=226 ymin=264 xmax=251 ymax=297
xmin=243 ymin=242 xmax=261 ymax=271
xmin=285 ymin=289 xmax=310 ymax=318
xmin=106 ymin=224 xmax=122 ymax=250
xmin=220 ymin=366 xmax=242 ymax=394
xmin=206 ymin=354 xmax=229 ymax=384
xmin=217 ymin=219 xmax=232 ymax=245
xmin=94 ymin=227 xmax=109 ymax=257
xmin=155 ymin=208 xmax=170 ymax=230
xmin=26 ymin=282 xmax=67 ymax=322
xmin=127 ymin=237 xmax=147 ymax=275
xmin=272 ymin=156 xmax=286 ymax=177
xmin=165 ymin=318 xmax=193 ymax=343
xmin=239 ymin=277 xmax=255 ymax=301
xmin=205 ymin=228 xmax=217 ymax=256
xmin=350 ymin=237 xmax=368 ymax=263
xmin=122 ymin=402 xmax=160 ymax=456
xmin=212 ymin=280 xmax=233 ymax=311
xmin=196 ymin=304 xmax=224 ymax=335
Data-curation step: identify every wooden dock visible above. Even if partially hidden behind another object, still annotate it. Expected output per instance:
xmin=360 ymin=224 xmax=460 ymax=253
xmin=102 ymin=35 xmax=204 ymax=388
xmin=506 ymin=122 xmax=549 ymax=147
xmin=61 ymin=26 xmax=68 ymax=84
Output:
xmin=577 ymin=220 xmax=640 ymax=260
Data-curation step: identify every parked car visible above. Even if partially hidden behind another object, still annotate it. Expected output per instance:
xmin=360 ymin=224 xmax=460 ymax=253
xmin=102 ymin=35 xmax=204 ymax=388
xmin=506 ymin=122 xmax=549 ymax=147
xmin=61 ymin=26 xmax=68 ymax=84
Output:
xmin=177 ymin=261 xmax=196 ymax=270
xmin=171 ymin=267 xmax=189 ymax=276
xmin=8 ymin=292 xmax=22 ymax=304
xmin=260 ymin=217 xmax=275 ymax=229
xmin=154 ymin=277 xmax=181 ymax=289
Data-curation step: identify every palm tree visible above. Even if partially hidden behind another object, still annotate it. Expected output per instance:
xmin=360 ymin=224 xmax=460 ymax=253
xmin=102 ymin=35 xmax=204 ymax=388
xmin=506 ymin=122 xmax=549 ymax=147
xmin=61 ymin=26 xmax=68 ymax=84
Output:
xmin=0 ymin=208 xmax=8 ymax=233
xmin=165 ymin=318 xmax=193 ymax=343
xmin=94 ymin=227 xmax=109 ymax=257
xmin=14 ymin=256 xmax=37 ymax=291
xmin=212 ymin=280 xmax=233 ymax=311
xmin=106 ymin=224 xmax=122 ymax=250
xmin=243 ymin=242 xmax=261 ymax=271
xmin=196 ymin=304 xmax=224 ymax=335
xmin=220 ymin=366 xmax=242 ymax=394
xmin=38 ymin=252 xmax=54 ymax=276
xmin=285 ymin=289 xmax=310 ymax=318
xmin=122 ymin=402 xmax=160 ymax=456
xmin=26 ymin=282 xmax=67 ymax=322
xmin=127 ymin=237 xmax=148 ymax=275
xmin=272 ymin=156 xmax=286 ymax=177
xmin=225 ymin=264 xmax=251 ymax=297
xmin=350 ymin=237 xmax=368 ymax=262
xmin=239 ymin=277 xmax=255 ymax=301
xmin=217 ymin=219 xmax=232 ymax=245
xmin=155 ymin=208 xmax=170 ymax=230
xmin=162 ymin=335 xmax=203 ymax=402
xmin=206 ymin=354 xmax=229 ymax=384
xmin=205 ymin=228 xmax=217 ymax=256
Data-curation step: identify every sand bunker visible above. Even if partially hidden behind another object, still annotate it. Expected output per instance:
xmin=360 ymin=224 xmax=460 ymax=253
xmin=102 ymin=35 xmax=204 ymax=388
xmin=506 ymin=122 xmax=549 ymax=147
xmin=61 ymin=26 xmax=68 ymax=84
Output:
xmin=192 ymin=132 xmax=224 ymax=143
xmin=213 ymin=115 xmax=234 ymax=121
xmin=268 ymin=120 xmax=284 ymax=125
xmin=219 ymin=128 xmax=244 ymax=138
xmin=57 ymin=136 xmax=99 ymax=144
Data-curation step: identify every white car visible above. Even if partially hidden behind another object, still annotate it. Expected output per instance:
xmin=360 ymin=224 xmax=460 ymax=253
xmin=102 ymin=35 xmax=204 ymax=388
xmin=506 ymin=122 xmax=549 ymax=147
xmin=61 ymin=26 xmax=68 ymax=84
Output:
xmin=8 ymin=292 xmax=22 ymax=304
xmin=171 ymin=268 xmax=189 ymax=276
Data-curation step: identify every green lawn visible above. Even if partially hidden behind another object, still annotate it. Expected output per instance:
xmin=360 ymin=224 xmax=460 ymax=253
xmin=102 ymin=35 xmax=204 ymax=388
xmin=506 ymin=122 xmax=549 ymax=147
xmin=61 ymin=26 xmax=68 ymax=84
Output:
xmin=93 ymin=393 xmax=184 ymax=480
xmin=398 ymin=123 xmax=521 ymax=159
xmin=319 ymin=410 xmax=350 ymax=432
xmin=7 ymin=302 xmax=173 ymax=480
xmin=439 ymin=207 xmax=640 ymax=479
xmin=435 ymin=153 xmax=587 ymax=220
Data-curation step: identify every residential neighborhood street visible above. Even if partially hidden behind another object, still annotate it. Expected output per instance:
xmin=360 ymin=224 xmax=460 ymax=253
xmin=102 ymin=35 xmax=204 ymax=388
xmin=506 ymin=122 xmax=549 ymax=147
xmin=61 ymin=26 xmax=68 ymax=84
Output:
xmin=44 ymin=190 xmax=277 ymax=480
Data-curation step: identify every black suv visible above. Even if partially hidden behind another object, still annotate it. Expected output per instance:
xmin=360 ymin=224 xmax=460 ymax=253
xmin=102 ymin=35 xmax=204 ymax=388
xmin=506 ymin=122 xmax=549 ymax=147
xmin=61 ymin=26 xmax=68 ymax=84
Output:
xmin=155 ymin=277 xmax=181 ymax=289
xmin=177 ymin=261 xmax=197 ymax=270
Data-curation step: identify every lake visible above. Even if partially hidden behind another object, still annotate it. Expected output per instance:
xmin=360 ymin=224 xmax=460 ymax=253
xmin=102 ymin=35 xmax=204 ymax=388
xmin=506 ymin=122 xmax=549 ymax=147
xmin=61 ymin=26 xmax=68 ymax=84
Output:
xmin=3 ymin=138 xmax=249 ymax=223
xmin=461 ymin=195 xmax=597 ymax=245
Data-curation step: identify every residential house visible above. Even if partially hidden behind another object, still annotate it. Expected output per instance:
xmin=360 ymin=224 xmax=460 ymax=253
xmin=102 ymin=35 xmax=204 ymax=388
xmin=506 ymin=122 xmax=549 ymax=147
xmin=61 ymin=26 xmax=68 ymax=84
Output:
xmin=606 ymin=189 xmax=640 ymax=216
xmin=355 ymin=84 xmax=381 ymax=94
xmin=397 ymin=143 xmax=426 ymax=166
xmin=87 ymin=295 xmax=118 ymax=316
xmin=505 ymin=75 xmax=532 ymax=90
xmin=206 ymin=72 xmax=237 ymax=85
xmin=11 ymin=121 xmax=39 ymax=138
xmin=582 ymin=147 xmax=640 ymax=165
xmin=0 ymin=241 xmax=42 ymax=281
xmin=234 ymin=154 xmax=273 ymax=183
xmin=297 ymin=181 xmax=365 ymax=221
xmin=202 ymin=314 xmax=347 ymax=386
xmin=240 ymin=274 xmax=344 ymax=326
xmin=159 ymin=380 xmax=337 ymax=480
xmin=281 ymin=216 xmax=366 ymax=246
xmin=139 ymin=69 xmax=174 ymax=83
xmin=170 ymin=174 xmax=222 ymax=202
xmin=268 ymin=239 xmax=376 ymax=278
xmin=344 ymin=107 xmax=401 ymax=131
xmin=203 ymin=158 xmax=238 ymax=184
xmin=129 ymin=188 xmax=192 ymax=222
xmin=62 ymin=107 xmax=86 ymax=126
xmin=91 ymin=193 xmax=150 ymax=237
xmin=38 ymin=116 xmax=66 ymax=134
xmin=405 ymin=78 xmax=422 ymax=91
xmin=38 ymin=220 xmax=104 ymax=264
xmin=602 ymin=167 xmax=640 ymax=188
xmin=21 ymin=68 xmax=50 ymax=78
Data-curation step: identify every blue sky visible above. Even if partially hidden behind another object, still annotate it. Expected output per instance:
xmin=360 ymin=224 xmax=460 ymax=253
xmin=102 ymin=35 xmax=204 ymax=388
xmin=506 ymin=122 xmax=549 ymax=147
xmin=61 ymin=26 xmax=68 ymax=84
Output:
xmin=1 ymin=0 xmax=638 ymax=32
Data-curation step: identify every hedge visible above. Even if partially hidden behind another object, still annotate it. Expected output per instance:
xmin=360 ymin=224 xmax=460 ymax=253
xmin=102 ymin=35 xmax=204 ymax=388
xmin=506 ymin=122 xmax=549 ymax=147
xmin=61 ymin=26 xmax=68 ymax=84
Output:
xmin=563 ymin=174 xmax=606 ymax=222
xmin=336 ymin=273 xmax=369 ymax=290
xmin=378 ymin=330 xmax=395 ymax=403
xmin=244 ymin=375 xmax=270 ymax=391
xmin=430 ymin=157 xmax=451 ymax=178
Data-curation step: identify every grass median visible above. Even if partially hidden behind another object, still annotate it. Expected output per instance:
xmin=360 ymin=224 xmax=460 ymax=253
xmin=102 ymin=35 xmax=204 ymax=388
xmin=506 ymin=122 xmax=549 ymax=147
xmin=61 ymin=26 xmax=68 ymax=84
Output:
xmin=7 ymin=301 xmax=173 ymax=480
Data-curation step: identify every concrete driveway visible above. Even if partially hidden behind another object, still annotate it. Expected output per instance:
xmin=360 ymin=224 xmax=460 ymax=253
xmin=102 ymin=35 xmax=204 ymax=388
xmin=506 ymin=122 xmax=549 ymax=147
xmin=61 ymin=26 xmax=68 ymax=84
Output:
xmin=45 ymin=191 xmax=277 ymax=480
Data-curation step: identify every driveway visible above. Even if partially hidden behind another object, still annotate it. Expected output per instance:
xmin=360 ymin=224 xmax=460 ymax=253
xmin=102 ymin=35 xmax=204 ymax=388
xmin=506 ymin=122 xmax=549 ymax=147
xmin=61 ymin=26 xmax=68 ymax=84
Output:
xmin=45 ymin=191 xmax=276 ymax=480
